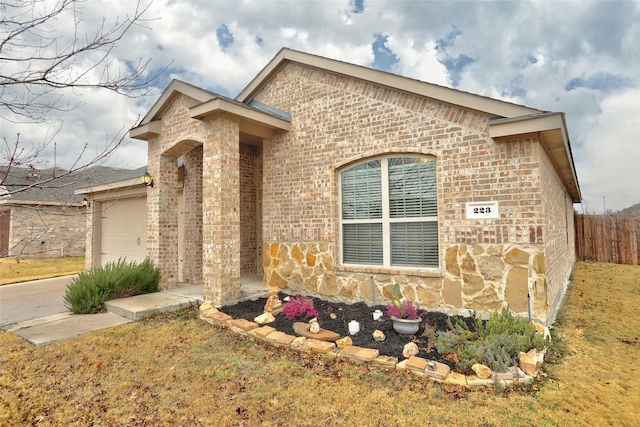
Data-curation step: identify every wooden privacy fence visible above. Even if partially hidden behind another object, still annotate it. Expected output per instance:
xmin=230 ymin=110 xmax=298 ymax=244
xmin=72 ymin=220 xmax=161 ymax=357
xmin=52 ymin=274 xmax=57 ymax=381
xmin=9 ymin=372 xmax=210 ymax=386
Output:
xmin=575 ymin=214 xmax=640 ymax=265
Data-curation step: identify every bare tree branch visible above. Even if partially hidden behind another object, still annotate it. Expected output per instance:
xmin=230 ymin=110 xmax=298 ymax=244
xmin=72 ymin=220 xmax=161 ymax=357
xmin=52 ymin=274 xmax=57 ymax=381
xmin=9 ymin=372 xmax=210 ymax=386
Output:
xmin=0 ymin=0 xmax=166 ymax=122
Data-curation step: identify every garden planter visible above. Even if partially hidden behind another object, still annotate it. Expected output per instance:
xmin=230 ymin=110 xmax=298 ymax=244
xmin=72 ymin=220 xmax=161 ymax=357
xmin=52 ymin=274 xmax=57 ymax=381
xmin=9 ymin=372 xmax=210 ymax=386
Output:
xmin=391 ymin=317 xmax=421 ymax=335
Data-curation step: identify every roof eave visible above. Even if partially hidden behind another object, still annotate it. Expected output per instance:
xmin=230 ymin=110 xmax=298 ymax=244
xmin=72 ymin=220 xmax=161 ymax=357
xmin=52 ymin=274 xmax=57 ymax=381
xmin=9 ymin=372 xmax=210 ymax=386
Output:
xmin=236 ymin=48 xmax=541 ymax=118
xmin=189 ymin=98 xmax=291 ymax=137
xmin=490 ymin=112 xmax=582 ymax=203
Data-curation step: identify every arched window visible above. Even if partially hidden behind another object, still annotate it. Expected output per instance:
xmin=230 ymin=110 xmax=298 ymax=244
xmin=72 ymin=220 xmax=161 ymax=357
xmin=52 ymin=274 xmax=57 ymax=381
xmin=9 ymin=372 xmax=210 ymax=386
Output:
xmin=339 ymin=155 xmax=438 ymax=268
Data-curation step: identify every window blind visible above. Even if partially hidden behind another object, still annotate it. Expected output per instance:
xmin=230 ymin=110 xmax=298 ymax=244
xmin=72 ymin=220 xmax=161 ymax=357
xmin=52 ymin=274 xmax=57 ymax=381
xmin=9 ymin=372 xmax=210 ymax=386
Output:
xmin=342 ymin=223 xmax=383 ymax=264
xmin=390 ymin=221 xmax=439 ymax=267
xmin=341 ymin=160 xmax=382 ymax=220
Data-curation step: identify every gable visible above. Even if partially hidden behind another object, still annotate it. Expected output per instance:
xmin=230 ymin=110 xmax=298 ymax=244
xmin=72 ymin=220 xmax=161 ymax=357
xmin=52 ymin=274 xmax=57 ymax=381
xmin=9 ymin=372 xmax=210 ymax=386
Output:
xmin=238 ymin=48 xmax=580 ymax=202
xmin=237 ymin=48 xmax=540 ymax=119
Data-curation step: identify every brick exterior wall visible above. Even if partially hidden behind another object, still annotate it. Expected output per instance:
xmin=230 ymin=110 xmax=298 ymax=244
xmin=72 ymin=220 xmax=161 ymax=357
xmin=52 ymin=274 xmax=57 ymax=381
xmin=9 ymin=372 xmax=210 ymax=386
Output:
xmin=252 ymin=62 xmax=573 ymax=323
xmin=539 ymin=144 xmax=576 ymax=321
xmin=5 ymin=205 xmax=87 ymax=258
xmin=240 ymin=144 xmax=260 ymax=275
xmin=143 ymin=63 xmax=575 ymax=322
xmin=183 ymin=146 xmax=203 ymax=285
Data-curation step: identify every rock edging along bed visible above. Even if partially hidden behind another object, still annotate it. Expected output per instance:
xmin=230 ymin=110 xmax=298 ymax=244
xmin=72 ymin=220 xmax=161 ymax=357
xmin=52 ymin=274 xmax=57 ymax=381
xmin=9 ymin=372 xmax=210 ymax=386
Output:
xmin=198 ymin=301 xmax=549 ymax=388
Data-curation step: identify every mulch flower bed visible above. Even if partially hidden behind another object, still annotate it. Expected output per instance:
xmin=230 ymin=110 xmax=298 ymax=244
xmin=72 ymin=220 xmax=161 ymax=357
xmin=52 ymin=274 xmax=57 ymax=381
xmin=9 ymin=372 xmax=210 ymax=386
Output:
xmin=221 ymin=294 xmax=474 ymax=368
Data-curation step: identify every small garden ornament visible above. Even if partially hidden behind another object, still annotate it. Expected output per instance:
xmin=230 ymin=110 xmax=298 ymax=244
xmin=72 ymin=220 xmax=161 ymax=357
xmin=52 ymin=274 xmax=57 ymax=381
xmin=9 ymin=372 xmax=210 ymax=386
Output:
xmin=386 ymin=283 xmax=425 ymax=335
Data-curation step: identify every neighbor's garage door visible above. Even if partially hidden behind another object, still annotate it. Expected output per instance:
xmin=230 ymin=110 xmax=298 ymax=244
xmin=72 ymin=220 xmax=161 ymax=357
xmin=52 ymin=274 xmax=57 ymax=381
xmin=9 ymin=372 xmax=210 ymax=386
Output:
xmin=100 ymin=197 xmax=147 ymax=266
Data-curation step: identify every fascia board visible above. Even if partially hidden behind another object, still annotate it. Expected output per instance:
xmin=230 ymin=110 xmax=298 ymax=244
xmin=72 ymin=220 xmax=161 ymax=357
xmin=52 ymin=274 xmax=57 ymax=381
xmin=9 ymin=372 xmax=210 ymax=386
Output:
xmin=189 ymin=98 xmax=291 ymax=132
xmin=75 ymin=177 xmax=144 ymax=195
xmin=130 ymin=120 xmax=162 ymax=140
xmin=138 ymin=80 xmax=216 ymax=126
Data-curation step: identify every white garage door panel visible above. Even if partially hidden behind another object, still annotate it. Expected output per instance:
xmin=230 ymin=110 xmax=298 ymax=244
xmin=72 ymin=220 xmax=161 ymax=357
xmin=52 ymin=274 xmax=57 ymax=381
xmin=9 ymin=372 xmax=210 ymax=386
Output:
xmin=101 ymin=197 xmax=147 ymax=266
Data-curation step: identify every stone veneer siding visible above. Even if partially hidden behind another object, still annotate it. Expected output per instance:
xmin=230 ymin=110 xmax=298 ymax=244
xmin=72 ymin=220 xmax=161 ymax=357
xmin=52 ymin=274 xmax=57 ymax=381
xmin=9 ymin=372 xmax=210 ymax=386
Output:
xmin=253 ymin=62 xmax=572 ymax=323
xmin=5 ymin=205 xmax=87 ymax=258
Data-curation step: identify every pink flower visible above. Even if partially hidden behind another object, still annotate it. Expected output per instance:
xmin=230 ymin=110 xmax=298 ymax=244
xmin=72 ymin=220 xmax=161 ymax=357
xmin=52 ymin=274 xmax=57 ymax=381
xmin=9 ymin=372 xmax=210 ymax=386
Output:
xmin=283 ymin=296 xmax=319 ymax=321
xmin=385 ymin=300 xmax=424 ymax=320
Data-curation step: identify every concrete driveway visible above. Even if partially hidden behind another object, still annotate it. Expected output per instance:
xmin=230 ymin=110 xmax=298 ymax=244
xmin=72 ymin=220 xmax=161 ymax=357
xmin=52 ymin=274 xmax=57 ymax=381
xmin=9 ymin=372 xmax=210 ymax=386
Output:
xmin=0 ymin=275 xmax=76 ymax=328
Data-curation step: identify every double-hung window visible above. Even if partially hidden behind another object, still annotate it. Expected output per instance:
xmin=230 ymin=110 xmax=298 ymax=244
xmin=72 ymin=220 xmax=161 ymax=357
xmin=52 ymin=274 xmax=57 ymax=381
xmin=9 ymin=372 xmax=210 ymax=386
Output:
xmin=340 ymin=156 xmax=438 ymax=268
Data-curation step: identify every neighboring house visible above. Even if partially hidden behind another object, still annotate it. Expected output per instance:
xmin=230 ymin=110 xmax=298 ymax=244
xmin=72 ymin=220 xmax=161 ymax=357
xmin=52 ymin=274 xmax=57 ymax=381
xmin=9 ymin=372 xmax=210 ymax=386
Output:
xmin=123 ymin=48 xmax=580 ymax=324
xmin=76 ymin=167 xmax=149 ymax=269
xmin=0 ymin=166 xmax=143 ymax=258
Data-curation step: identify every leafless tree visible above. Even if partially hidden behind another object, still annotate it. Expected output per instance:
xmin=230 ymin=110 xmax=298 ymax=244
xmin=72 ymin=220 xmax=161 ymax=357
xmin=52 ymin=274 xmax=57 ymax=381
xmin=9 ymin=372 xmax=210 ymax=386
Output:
xmin=0 ymin=0 xmax=163 ymax=196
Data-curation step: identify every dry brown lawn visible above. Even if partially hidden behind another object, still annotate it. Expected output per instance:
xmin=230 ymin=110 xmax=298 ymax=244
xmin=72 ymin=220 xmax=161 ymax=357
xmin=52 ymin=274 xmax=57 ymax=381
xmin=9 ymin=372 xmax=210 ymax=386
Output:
xmin=0 ymin=257 xmax=85 ymax=285
xmin=1 ymin=261 xmax=639 ymax=426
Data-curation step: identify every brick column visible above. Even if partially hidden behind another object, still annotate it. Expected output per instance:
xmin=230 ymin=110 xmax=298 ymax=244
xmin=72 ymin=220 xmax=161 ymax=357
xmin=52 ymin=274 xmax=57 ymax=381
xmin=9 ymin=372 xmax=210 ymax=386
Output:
xmin=147 ymin=150 xmax=179 ymax=289
xmin=202 ymin=115 xmax=241 ymax=303
xmin=183 ymin=146 xmax=203 ymax=285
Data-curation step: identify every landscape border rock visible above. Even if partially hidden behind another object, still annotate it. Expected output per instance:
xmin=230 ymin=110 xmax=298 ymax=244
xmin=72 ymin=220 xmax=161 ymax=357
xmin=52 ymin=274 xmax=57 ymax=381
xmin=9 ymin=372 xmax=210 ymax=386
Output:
xmin=199 ymin=303 xmax=544 ymax=388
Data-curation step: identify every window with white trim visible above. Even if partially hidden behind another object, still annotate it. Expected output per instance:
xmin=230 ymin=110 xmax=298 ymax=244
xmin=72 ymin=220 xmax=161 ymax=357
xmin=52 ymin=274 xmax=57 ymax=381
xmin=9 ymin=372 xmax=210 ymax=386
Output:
xmin=340 ymin=156 xmax=439 ymax=268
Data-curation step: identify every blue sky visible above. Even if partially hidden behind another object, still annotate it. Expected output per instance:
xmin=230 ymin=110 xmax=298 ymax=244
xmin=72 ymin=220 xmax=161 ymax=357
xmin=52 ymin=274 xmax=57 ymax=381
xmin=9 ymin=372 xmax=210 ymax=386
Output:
xmin=1 ymin=0 xmax=639 ymax=212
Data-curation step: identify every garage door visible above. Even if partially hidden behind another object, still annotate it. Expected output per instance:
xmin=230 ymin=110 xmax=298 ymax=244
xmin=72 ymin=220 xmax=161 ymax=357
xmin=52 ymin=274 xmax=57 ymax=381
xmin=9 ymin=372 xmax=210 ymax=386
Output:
xmin=100 ymin=197 xmax=147 ymax=266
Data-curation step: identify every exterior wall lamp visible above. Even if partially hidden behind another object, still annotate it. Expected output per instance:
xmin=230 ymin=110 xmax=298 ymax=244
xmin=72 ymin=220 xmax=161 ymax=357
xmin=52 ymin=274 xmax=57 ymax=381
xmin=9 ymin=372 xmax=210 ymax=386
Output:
xmin=81 ymin=197 xmax=90 ymax=208
xmin=141 ymin=171 xmax=154 ymax=188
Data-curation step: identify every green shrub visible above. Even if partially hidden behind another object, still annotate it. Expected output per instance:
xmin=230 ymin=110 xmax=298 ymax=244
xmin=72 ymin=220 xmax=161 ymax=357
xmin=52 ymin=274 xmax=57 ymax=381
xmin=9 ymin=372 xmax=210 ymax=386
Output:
xmin=435 ymin=307 xmax=549 ymax=372
xmin=64 ymin=258 xmax=161 ymax=314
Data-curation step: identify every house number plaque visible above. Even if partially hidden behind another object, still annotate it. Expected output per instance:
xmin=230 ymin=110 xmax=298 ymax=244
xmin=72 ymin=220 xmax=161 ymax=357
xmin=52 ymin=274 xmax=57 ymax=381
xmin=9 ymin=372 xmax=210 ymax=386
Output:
xmin=465 ymin=201 xmax=499 ymax=219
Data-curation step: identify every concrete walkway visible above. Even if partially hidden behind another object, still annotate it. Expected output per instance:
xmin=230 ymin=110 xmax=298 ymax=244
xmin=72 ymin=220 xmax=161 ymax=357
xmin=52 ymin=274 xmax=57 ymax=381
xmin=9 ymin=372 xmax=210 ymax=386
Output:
xmin=0 ymin=275 xmax=77 ymax=327
xmin=2 ymin=283 xmax=204 ymax=345
xmin=1 ymin=275 xmax=268 ymax=346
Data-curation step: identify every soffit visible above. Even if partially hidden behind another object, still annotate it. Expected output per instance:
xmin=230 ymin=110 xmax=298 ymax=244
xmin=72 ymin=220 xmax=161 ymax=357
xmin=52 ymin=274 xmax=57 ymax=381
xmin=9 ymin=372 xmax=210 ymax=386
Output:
xmin=490 ymin=113 xmax=581 ymax=202
xmin=237 ymin=48 xmax=541 ymax=118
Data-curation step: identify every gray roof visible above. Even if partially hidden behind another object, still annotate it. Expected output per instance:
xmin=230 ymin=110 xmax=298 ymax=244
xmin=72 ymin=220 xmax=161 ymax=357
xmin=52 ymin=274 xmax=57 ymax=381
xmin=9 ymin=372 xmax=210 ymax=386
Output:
xmin=0 ymin=165 xmax=146 ymax=204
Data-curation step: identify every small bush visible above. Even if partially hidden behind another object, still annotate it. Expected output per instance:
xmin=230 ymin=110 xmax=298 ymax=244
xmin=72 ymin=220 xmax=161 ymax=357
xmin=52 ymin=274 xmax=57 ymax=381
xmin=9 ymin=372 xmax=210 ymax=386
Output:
xmin=282 ymin=296 xmax=319 ymax=321
xmin=64 ymin=258 xmax=161 ymax=314
xmin=435 ymin=307 xmax=549 ymax=372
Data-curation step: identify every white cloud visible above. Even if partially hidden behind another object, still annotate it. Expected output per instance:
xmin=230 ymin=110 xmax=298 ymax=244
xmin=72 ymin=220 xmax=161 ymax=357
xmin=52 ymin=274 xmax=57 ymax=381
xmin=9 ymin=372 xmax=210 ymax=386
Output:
xmin=385 ymin=36 xmax=450 ymax=86
xmin=576 ymin=88 xmax=640 ymax=213
xmin=1 ymin=0 xmax=639 ymax=211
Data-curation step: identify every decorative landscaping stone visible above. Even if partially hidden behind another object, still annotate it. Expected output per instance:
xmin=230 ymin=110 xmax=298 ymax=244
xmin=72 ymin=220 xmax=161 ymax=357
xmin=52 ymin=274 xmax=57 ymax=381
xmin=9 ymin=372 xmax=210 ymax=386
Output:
xmin=406 ymin=356 xmax=428 ymax=373
xmin=372 ymin=329 xmax=386 ymax=342
xmin=301 ymin=338 xmax=336 ymax=354
xmin=466 ymin=375 xmax=494 ymax=387
xmin=309 ymin=318 xmax=320 ymax=334
xmin=519 ymin=350 xmax=539 ymax=375
xmin=374 ymin=355 xmax=398 ymax=368
xmin=204 ymin=311 xmax=232 ymax=324
xmin=229 ymin=318 xmax=258 ymax=333
xmin=264 ymin=294 xmax=282 ymax=313
xmin=508 ymin=366 xmax=526 ymax=379
xmin=254 ymin=312 xmax=275 ymax=324
xmin=252 ymin=325 xmax=276 ymax=339
xmin=423 ymin=361 xmax=450 ymax=381
xmin=445 ymin=372 xmax=468 ymax=386
xmin=336 ymin=336 xmax=352 ymax=348
xmin=199 ymin=301 xmax=214 ymax=311
xmin=204 ymin=300 xmax=548 ymax=389
xmin=290 ymin=336 xmax=307 ymax=349
xmin=339 ymin=345 xmax=379 ymax=362
xmin=292 ymin=322 xmax=340 ymax=341
xmin=492 ymin=370 xmax=514 ymax=381
xmin=471 ymin=363 xmax=492 ymax=379
xmin=402 ymin=342 xmax=419 ymax=359
xmin=530 ymin=321 xmax=545 ymax=333
xmin=266 ymin=331 xmax=296 ymax=347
